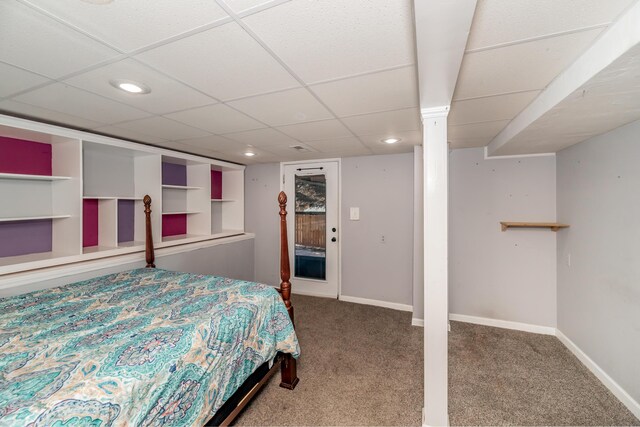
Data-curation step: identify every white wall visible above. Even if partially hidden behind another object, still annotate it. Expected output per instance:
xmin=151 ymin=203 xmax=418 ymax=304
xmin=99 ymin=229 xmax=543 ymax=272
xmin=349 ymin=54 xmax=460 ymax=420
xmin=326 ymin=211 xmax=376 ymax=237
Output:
xmin=449 ymin=148 xmax=557 ymax=327
xmin=0 ymin=238 xmax=255 ymax=297
xmin=557 ymin=119 xmax=640 ymax=408
xmin=245 ymin=163 xmax=282 ymax=287
xmin=245 ymin=153 xmax=415 ymax=307
xmin=341 ymin=153 xmax=414 ymax=306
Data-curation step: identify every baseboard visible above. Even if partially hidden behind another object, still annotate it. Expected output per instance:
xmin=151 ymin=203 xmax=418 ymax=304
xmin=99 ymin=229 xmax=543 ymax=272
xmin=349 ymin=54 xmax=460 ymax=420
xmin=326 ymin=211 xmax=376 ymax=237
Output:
xmin=339 ymin=295 xmax=413 ymax=312
xmin=556 ymin=330 xmax=640 ymax=420
xmin=412 ymin=318 xmax=424 ymax=327
xmin=449 ymin=313 xmax=556 ymax=335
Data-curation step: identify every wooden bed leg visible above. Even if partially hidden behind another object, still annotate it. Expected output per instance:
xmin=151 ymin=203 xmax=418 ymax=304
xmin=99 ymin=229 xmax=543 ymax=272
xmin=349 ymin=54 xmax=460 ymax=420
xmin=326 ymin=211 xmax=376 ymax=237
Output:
xmin=280 ymin=353 xmax=299 ymax=390
xmin=278 ymin=191 xmax=299 ymax=390
xmin=143 ymin=195 xmax=155 ymax=268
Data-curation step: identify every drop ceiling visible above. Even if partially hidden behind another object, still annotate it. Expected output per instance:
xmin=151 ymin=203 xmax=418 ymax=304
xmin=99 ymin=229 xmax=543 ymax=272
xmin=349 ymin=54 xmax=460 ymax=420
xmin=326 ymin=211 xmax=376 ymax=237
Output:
xmin=0 ymin=0 xmax=420 ymax=164
xmin=449 ymin=0 xmax=638 ymax=150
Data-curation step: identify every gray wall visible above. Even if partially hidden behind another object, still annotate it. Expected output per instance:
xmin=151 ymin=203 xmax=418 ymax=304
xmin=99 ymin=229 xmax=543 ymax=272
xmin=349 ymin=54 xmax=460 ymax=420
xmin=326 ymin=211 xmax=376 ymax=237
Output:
xmin=245 ymin=163 xmax=282 ymax=287
xmin=341 ymin=153 xmax=414 ymax=305
xmin=1 ymin=238 xmax=255 ymax=297
xmin=557 ymin=119 xmax=640 ymax=404
xmin=449 ymin=147 xmax=557 ymax=327
xmin=413 ymin=146 xmax=424 ymax=320
xmin=245 ymin=153 xmax=415 ymax=306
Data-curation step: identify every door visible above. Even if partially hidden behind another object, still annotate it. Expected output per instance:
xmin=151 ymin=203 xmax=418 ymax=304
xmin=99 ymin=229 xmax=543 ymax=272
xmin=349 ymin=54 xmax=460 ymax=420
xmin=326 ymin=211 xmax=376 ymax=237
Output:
xmin=283 ymin=161 xmax=339 ymax=298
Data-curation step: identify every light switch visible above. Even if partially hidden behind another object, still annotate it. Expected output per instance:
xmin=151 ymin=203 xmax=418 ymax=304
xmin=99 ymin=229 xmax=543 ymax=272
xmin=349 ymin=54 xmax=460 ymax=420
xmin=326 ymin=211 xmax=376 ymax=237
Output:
xmin=350 ymin=207 xmax=360 ymax=220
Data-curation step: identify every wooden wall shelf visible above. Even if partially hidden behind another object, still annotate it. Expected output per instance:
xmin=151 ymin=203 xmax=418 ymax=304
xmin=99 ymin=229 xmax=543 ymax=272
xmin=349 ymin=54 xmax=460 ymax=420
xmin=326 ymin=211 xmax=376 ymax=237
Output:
xmin=500 ymin=222 xmax=569 ymax=232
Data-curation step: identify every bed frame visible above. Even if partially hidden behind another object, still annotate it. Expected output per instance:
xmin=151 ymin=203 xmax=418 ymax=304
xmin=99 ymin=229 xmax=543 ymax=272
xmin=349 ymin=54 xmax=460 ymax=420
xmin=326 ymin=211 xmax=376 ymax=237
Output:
xmin=142 ymin=191 xmax=299 ymax=426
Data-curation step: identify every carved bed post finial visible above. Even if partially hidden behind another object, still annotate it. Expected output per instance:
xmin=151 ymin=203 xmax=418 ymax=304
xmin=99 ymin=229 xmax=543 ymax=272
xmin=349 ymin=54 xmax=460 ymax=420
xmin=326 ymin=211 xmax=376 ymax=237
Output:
xmin=143 ymin=195 xmax=155 ymax=268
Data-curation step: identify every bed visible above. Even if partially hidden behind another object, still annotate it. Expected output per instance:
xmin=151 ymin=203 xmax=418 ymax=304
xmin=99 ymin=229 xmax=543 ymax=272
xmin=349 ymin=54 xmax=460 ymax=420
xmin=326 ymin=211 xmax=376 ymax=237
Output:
xmin=0 ymin=192 xmax=299 ymax=426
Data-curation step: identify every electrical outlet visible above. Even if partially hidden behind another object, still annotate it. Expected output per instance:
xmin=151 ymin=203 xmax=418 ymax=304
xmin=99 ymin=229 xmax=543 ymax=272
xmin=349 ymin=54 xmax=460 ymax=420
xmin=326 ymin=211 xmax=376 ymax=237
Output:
xmin=380 ymin=234 xmax=385 ymax=243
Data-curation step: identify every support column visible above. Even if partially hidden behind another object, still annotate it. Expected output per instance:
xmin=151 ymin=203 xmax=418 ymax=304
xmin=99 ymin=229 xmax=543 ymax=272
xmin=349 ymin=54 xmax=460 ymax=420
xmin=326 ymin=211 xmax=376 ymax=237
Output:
xmin=422 ymin=106 xmax=449 ymax=427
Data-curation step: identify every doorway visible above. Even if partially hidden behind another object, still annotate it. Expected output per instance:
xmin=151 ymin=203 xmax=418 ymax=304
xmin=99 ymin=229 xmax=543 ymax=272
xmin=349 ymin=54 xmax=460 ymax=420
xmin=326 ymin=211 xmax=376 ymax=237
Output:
xmin=282 ymin=161 xmax=339 ymax=298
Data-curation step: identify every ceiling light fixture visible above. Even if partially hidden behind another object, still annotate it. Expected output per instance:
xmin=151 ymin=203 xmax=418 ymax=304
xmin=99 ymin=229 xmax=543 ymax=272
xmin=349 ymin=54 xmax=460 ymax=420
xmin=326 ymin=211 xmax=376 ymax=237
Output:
xmin=109 ymin=79 xmax=151 ymax=95
xmin=382 ymin=137 xmax=401 ymax=144
xmin=244 ymin=152 xmax=256 ymax=157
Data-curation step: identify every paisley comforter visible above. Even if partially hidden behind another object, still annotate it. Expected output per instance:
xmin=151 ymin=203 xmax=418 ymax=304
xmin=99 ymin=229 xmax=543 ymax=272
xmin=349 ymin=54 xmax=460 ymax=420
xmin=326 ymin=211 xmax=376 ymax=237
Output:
xmin=0 ymin=268 xmax=300 ymax=426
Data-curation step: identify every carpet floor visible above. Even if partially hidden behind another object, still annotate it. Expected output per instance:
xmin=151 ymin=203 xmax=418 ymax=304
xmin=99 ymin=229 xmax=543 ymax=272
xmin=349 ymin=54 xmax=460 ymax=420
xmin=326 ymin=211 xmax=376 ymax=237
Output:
xmin=233 ymin=296 xmax=638 ymax=426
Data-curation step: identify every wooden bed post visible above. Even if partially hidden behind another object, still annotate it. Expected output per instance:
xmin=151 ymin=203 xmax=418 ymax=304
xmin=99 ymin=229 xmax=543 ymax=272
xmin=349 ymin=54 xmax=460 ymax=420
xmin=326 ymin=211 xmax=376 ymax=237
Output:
xmin=144 ymin=195 xmax=155 ymax=268
xmin=278 ymin=191 xmax=299 ymax=390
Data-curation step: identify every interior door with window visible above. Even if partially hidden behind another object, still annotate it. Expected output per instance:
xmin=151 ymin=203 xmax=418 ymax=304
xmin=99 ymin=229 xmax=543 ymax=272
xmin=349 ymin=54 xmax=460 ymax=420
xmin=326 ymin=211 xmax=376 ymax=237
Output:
xmin=283 ymin=161 xmax=339 ymax=298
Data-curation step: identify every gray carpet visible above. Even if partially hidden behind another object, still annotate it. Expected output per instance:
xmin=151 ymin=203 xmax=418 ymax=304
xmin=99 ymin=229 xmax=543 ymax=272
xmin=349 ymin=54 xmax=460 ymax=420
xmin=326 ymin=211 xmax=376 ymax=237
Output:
xmin=449 ymin=321 xmax=639 ymax=426
xmin=233 ymin=296 xmax=638 ymax=426
xmin=234 ymin=295 xmax=424 ymax=426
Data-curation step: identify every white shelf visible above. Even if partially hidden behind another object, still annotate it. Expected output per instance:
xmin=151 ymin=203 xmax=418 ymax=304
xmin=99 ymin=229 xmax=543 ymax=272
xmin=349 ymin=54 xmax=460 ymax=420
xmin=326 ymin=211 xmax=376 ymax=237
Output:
xmin=83 ymin=245 xmax=117 ymax=254
xmin=162 ymin=211 xmax=201 ymax=215
xmin=211 ymin=199 xmax=236 ymax=202
xmin=118 ymin=240 xmax=144 ymax=248
xmin=0 ymin=214 xmax=71 ymax=222
xmin=0 ymin=250 xmax=69 ymax=268
xmin=162 ymin=184 xmax=202 ymax=190
xmin=212 ymin=230 xmax=245 ymax=239
xmin=0 ymin=172 xmax=70 ymax=181
xmin=83 ymin=196 xmax=143 ymax=200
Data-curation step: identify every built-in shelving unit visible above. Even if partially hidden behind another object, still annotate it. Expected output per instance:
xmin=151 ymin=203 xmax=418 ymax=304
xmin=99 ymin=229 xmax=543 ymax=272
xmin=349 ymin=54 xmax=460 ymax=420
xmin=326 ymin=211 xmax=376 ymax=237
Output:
xmin=500 ymin=222 xmax=570 ymax=232
xmin=0 ymin=113 xmax=245 ymax=276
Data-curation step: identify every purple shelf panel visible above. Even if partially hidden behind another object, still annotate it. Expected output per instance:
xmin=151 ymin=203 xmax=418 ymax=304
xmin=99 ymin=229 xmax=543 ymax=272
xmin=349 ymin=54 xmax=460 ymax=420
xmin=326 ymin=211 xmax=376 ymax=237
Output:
xmin=118 ymin=200 xmax=135 ymax=243
xmin=0 ymin=136 xmax=52 ymax=176
xmin=162 ymin=162 xmax=187 ymax=186
xmin=211 ymin=170 xmax=222 ymax=199
xmin=162 ymin=213 xmax=187 ymax=237
xmin=83 ymin=199 xmax=99 ymax=248
xmin=0 ymin=219 xmax=52 ymax=258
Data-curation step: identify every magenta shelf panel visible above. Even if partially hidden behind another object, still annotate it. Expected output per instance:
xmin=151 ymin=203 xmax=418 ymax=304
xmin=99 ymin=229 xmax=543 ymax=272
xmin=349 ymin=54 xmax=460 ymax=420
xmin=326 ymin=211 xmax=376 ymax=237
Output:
xmin=0 ymin=136 xmax=52 ymax=176
xmin=211 ymin=170 xmax=222 ymax=200
xmin=162 ymin=213 xmax=187 ymax=237
xmin=83 ymin=199 xmax=99 ymax=248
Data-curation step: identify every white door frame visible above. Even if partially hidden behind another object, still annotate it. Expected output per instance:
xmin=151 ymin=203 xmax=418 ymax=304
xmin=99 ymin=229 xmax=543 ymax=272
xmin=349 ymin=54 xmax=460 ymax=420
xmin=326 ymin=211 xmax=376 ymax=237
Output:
xmin=280 ymin=158 xmax=341 ymax=298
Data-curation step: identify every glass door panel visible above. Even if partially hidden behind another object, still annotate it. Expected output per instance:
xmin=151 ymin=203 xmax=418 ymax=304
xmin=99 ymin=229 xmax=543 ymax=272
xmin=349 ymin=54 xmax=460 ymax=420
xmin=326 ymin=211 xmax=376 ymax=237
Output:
xmin=294 ymin=174 xmax=326 ymax=280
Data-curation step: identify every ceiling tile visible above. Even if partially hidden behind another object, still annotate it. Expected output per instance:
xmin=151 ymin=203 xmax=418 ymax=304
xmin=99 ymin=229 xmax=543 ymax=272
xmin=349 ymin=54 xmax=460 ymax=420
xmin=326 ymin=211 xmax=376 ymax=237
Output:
xmin=448 ymin=120 xmax=511 ymax=141
xmin=243 ymin=0 xmax=415 ymax=83
xmin=227 ymin=88 xmax=333 ymax=126
xmin=341 ymin=108 xmax=421 ymax=136
xmin=449 ymin=136 xmax=493 ymax=149
xmin=0 ymin=1 xmax=119 ymax=78
xmin=259 ymin=143 xmax=318 ymax=156
xmin=136 ymin=22 xmax=299 ymax=101
xmin=449 ymin=91 xmax=540 ymax=125
xmin=0 ymin=63 xmax=50 ymax=98
xmin=177 ymin=135 xmax=248 ymax=153
xmin=305 ymin=137 xmax=367 ymax=152
xmin=0 ymin=99 xmax=104 ymax=129
xmin=454 ymin=29 xmax=602 ymax=99
xmin=114 ymin=116 xmax=210 ymax=140
xmin=359 ymin=130 xmax=422 ymax=148
xmin=13 ymin=83 xmax=151 ymax=125
xmin=311 ymin=67 xmax=419 ymax=117
xmin=223 ymin=128 xmax=299 ymax=147
xmin=23 ymin=0 xmax=229 ymax=52
xmin=277 ymin=119 xmax=352 ymax=141
xmin=467 ymin=0 xmax=635 ymax=50
xmin=222 ymin=0 xmax=283 ymax=14
xmin=92 ymin=125 xmax=169 ymax=144
xmin=64 ymin=59 xmax=216 ymax=115
xmin=166 ymin=104 xmax=266 ymax=134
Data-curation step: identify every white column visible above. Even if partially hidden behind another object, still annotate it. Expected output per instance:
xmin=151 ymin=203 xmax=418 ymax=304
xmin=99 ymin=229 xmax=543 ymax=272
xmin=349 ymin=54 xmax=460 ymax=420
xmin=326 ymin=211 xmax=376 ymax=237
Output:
xmin=422 ymin=106 xmax=449 ymax=427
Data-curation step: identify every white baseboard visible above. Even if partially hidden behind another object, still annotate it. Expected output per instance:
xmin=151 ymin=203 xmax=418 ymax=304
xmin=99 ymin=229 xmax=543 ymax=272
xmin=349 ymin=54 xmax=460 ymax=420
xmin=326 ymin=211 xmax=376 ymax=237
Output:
xmin=449 ymin=313 xmax=556 ymax=335
xmin=412 ymin=318 xmax=424 ymax=327
xmin=556 ymin=330 xmax=640 ymax=420
xmin=339 ymin=295 xmax=413 ymax=312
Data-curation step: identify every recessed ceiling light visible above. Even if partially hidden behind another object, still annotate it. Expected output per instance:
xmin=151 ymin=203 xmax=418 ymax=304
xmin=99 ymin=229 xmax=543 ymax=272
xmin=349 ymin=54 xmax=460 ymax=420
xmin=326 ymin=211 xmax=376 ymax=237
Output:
xmin=244 ymin=152 xmax=256 ymax=157
xmin=382 ymin=137 xmax=401 ymax=144
xmin=109 ymin=79 xmax=151 ymax=95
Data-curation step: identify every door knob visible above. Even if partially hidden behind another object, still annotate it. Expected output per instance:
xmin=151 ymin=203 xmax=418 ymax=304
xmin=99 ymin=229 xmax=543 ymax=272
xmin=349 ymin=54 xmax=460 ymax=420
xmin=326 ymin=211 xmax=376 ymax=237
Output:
xmin=331 ymin=237 xmax=337 ymax=242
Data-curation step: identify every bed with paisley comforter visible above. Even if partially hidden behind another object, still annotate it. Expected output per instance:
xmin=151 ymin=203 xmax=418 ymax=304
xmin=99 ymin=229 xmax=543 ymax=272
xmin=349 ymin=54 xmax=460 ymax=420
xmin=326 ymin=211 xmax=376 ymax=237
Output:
xmin=0 ymin=268 xmax=300 ymax=426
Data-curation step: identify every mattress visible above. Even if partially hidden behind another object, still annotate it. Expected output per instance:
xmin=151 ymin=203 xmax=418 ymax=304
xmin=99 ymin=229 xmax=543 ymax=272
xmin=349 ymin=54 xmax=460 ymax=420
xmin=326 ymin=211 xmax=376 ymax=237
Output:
xmin=0 ymin=268 xmax=300 ymax=426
